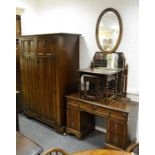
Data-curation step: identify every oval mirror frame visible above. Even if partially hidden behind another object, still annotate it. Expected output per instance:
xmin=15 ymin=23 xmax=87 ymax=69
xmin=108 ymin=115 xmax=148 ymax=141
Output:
xmin=96 ymin=8 xmax=122 ymax=53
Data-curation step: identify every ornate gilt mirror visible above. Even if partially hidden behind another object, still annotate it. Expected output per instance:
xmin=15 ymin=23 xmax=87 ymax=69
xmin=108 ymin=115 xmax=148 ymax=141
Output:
xmin=96 ymin=8 xmax=122 ymax=53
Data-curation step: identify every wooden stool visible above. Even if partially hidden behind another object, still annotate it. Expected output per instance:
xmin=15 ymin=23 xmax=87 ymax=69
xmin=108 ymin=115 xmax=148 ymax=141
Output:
xmin=83 ymin=75 xmax=104 ymax=101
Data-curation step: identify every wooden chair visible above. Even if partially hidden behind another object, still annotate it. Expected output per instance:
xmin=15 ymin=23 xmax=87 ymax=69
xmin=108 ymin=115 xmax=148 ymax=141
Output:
xmin=71 ymin=149 xmax=131 ymax=155
xmin=43 ymin=148 xmax=69 ymax=155
xmin=126 ymin=142 xmax=139 ymax=155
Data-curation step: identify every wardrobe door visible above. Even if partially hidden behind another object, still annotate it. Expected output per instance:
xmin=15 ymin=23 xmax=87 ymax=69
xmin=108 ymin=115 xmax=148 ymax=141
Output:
xmin=20 ymin=36 xmax=38 ymax=116
xmin=16 ymin=15 xmax=21 ymax=91
xmin=36 ymin=35 xmax=57 ymax=126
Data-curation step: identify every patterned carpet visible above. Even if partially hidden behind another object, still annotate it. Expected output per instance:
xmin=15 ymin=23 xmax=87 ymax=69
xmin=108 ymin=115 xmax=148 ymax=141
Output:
xmin=18 ymin=113 xmax=105 ymax=154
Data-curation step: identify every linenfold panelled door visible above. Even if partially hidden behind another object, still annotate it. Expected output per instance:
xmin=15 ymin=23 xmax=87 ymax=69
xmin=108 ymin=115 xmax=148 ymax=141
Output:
xmin=36 ymin=35 xmax=57 ymax=125
xmin=20 ymin=36 xmax=37 ymax=115
xmin=20 ymin=35 xmax=57 ymax=128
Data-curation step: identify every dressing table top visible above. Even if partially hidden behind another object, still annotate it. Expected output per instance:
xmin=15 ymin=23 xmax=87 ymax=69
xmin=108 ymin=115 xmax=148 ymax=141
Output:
xmin=78 ymin=67 xmax=122 ymax=76
xmin=66 ymin=93 xmax=138 ymax=114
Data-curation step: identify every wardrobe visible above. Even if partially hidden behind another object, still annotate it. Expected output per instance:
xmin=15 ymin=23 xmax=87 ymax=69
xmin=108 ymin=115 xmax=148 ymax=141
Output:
xmin=19 ymin=33 xmax=80 ymax=132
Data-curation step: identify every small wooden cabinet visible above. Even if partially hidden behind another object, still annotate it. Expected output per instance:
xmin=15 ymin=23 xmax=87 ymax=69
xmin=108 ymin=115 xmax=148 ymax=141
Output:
xmin=66 ymin=93 xmax=138 ymax=150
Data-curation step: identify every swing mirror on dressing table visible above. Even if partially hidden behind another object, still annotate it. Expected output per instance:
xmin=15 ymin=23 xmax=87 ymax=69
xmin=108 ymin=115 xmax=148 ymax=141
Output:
xmin=96 ymin=7 xmax=122 ymax=53
xmin=93 ymin=7 xmax=125 ymax=70
xmin=79 ymin=8 xmax=127 ymax=101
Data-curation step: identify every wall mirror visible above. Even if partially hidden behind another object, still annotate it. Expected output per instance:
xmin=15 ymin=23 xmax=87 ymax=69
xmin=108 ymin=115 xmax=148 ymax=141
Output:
xmin=96 ymin=8 xmax=122 ymax=53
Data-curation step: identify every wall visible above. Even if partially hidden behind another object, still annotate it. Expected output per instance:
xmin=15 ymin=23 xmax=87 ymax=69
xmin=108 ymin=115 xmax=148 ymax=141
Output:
xmin=16 ymin=0 xmax=139 ymax=140
xmin=16 ymin=0 xmax=139 ymax=95
xmin=16 ymin=0 xmax=38 ymax=34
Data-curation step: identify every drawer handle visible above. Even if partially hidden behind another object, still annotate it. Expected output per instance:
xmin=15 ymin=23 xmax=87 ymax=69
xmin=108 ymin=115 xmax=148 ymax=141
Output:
xmin=114 ymin=124 xmax=118 ymax=130
xmin=71 ymin=111 xmax=74 ymax=128
xmin=46 ymin=53 xmax=56 ymax=59
xmin=114 ymin=137 xmax=118 ymax=144
xmin=37 ymin=53 xmax=44 ymax=55
xmin=93 ymin=105 xmax=97 ymax=110
xmin=114 ymin=125 xmax=117 ymax=130
xmin=71 ymin=122 xmax=74 ymax=128
xmin=46 ymin=53 xmax=53 ymax=56
xmin=122 ymin=113 xmax=127 ymax=116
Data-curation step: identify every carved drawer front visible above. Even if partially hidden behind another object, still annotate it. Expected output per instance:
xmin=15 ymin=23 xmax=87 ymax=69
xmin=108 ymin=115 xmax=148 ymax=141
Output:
xmin=95 ymin=106 xmax=110 ymax=117
xmin=80 ymin=102 xmax=97 ymax=112
xmin=108 ymin=119 xmax=127 ymax=136
xmin=67 ymin=105 xmax=80 ymax=130
xmin=80 ymin=102 xmax=110 ymax=117
xmin=110 ymin=110 xmax=128 ymax=122
xmin=67 ymin=99 xmax=80 ymax=108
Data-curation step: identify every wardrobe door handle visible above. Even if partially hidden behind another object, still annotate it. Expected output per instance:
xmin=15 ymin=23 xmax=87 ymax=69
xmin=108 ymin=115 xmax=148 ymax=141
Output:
xmin=37 ymin=53 xmax=44 ymax=56
xmin=93 ymin=105 xmax=97 ymax=110
xmin=46 ymin=53 xmax=53 ymax=56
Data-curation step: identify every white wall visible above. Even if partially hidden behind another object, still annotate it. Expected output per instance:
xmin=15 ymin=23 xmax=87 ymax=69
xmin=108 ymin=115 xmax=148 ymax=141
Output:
xmin=16 ymin=0 xmax=139 ymax=139
xmin=16 ymin=0 xmax=38 ymax=34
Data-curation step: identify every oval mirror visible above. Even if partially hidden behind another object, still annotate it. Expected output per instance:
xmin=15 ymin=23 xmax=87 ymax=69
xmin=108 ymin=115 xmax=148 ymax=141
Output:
xmin=96 ymin=8 xmax=122 ymax=53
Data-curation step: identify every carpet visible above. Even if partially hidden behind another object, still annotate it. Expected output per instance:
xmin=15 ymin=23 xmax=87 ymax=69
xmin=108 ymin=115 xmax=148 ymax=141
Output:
xmin=18 ymin=113 xmax=105 ymax=154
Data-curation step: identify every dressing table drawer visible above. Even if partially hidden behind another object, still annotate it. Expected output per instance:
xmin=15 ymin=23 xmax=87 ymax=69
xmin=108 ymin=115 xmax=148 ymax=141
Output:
xmin=80 ymin=102 xmax=97 ymax=112
xmin=67 ymin=99 xmax=80 ymax=108
xmin=110 ymin=111 xmax=128 ymax=122
xmin=80 ymin=103 xmax=110 ymax=117
xmin=94 ymin=106 xmax=110 ymax=117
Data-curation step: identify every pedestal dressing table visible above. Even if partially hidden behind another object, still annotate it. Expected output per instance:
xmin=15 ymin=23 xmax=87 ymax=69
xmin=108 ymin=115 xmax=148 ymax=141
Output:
xmin=66 ymin=8 xmax=138 ymax=151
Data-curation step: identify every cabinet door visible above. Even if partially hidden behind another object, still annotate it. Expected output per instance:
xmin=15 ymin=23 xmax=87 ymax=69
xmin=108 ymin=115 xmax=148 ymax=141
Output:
xmin=20 ymin=36 xmax=37 ymax=115
xmin=36 ymin=36 xmax=57 ymax=124
xmin=67 ymin=105 xmax=80 ymax=130
xmin=107 ymin=133 xmax=127 ymax=149
xmin=106 ymin=118 xmax=128 ymax=149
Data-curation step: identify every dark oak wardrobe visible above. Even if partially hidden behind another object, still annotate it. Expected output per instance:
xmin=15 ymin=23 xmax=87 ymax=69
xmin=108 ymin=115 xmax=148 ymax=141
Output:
xmin=19 ymin=33 xmax=80 ymax=132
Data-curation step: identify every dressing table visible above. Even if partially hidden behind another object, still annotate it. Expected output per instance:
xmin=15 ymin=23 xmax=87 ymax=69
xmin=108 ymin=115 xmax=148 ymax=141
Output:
xmin=66 ymin=8 xmax=138 ymax=150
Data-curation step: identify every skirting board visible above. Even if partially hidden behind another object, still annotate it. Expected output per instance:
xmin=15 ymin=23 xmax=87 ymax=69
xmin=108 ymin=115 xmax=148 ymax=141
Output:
xmin=95 ymin=126 xmax=106 ymax=133
xmin=127 ymin=92 xmax=139 ymax=102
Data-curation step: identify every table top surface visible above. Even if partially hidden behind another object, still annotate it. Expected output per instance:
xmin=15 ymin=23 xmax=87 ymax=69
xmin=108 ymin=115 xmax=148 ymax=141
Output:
xmin=16 ymin=132 xmax=43 ymax=155
xmin=71 ymin=149 xmax=131 ymax=155
xmin=66 ymin=93 xmax=138 ymax=113
xmin=78 ymin=67 xmax=122 ymax=76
